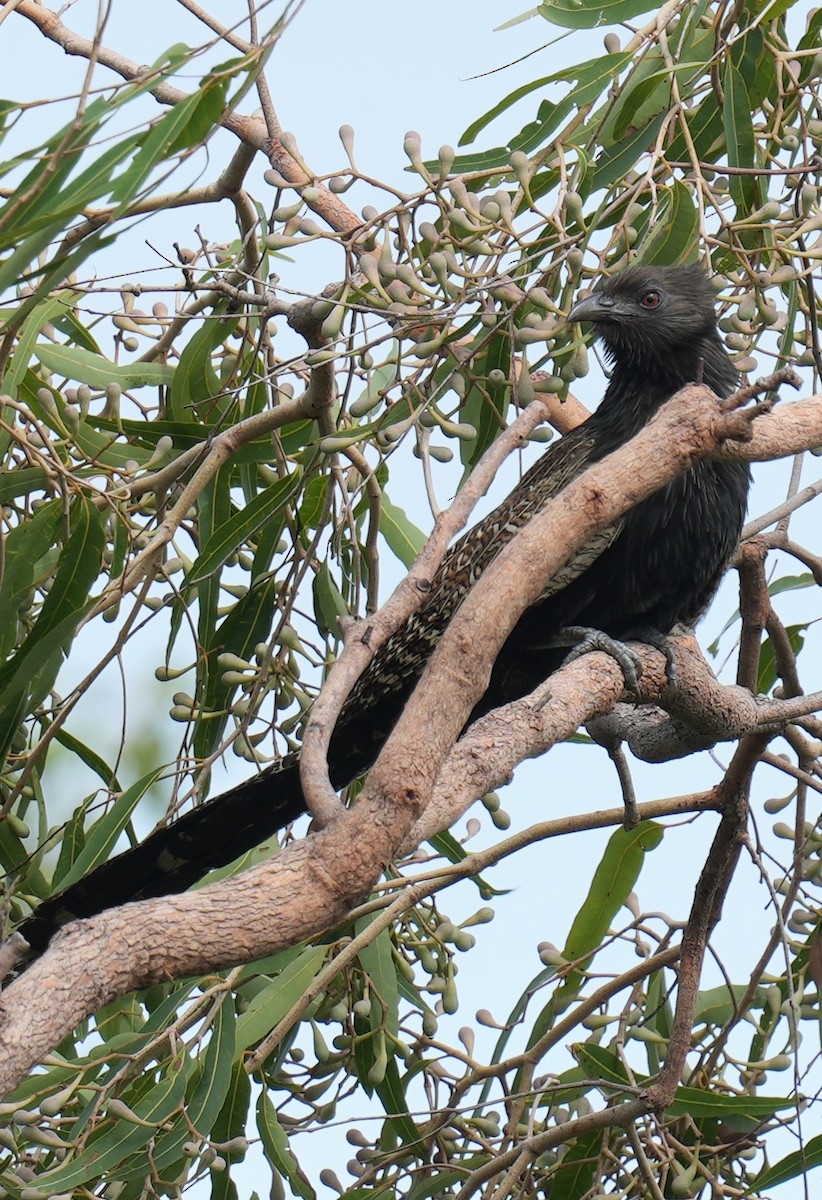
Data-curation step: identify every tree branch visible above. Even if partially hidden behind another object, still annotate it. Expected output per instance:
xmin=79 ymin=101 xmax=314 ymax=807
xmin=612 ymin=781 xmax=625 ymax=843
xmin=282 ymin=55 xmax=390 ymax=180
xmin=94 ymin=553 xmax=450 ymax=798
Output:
xmin=0 ymin=382 xmax=819 ymax=1092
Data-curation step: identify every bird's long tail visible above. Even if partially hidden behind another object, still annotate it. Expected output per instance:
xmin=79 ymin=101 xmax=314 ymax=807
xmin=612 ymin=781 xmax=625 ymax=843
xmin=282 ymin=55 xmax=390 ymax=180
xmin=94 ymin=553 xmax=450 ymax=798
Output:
xmin=17 ymin=752 xmax=308 ymax=954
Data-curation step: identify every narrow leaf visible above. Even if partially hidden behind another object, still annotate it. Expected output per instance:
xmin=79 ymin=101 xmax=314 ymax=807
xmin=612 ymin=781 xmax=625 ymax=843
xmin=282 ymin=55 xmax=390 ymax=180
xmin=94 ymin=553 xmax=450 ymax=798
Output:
xmin=54 ymin=766 xmax=167 ymax=890
xmin=35 ymin=342 xmax=175 ymax=388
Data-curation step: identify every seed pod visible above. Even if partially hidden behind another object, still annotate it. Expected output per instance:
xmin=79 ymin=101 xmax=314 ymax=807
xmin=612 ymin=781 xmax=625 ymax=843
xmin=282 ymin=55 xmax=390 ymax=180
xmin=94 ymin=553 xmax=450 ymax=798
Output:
xmin=528 ymin=287 xmax=554 ymax=312
xmin=403 ymin=130 xmax=425 ymax=173
xmin=6 ymin=813 xmax=29 ymax=839
xmin=304 ymin=349 xmax=338 ymax=367
xmin=669 ymin=1161 xmax=699 ymax=1197
xmin=271 ymin=199 xmax=303 ymax=222
xmin=515 ymin=326 xmax=550 ymax=345
xmin=563 ymin=191 xmax=585 ymax=226
xmin=312 ymin=1022 xmax=331 ymax=1062
xmin=463 ymin=907 xmax=495 ymax=927
xmin=438 ymin=144 xmax=455 ymax=178
xmin=106 ymin=1098 xmax=151 ymax=1125
xmin=771 ymin=264 xmax=798 ymax=284
xmin=103 ymin=382 xmax=121 ymax=419
xmin=570 ymin=342 xmax=589 ymax=378
xmin=439 ymin=418 xmax=477 ymax=441
xmin=339 ymin=124 xmax=356 ymax=167
xmin=442 ymin=974 xmax=459 ymax=1014
xmin=533 ymin=374 xmax=563 ymax=393
xmin=764 ymin=793 xmax=793 ymax=814
xmin=732 ymin=354 xmax=757 ymax=373
xmin=508 ymin=150 xmax=531 ymax=186
xmin=367 ymin=1037 xmax=388 ymax=1084
xmin=515 ymin=370 xmax=535 ymax=406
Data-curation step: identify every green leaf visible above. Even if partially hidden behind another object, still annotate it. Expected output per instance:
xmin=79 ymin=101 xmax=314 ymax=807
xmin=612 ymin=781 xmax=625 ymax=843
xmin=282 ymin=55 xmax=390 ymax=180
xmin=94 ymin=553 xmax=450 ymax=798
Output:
xmin=188 ymin=472 xmax=301 ymax=584
xmin=459 ymin=332 xmax=511 ymax=473
xmin=549 ymin=1128 xmax=601 ymax=1200
xmin=54 ymin=765 xmax=167 ymax=890
xmin=167 ymin=312 xmax=234 ymax=421
xmin=563 ymin=822 xmax=663 ymax=967
xmin=4 ymin=292 xmax=77 ymax=398
xmin=53 ymin=728 xmax=121 ymax=792
xmin=722 ymin=60 xmax=758 ymax=215
xmin=312 ymin=561 xmax=348 ymax=639
xmin=166 ymin=75 xmax=230 ymax=155
xmin=380 ymin=497 xmax=426 ymax=568
xmin=192 ymin=467 xmax=231 ymax=754
xmin=0 ymin=499 xmax=61 ymax=659
xmin=110 ymin=79 xmax=227 ymax=206
xmin=460 ymin=52 xmax=632 ymax=147
xmin=257 ymin=1090 xmax=316 ymax=1200
xmin=768 ymin=572 xmax=815 ymax=597
xmin=0 ymin=465 xmax=51 ymax=503
xmin=592 ymin=112 xmax=667 ymax=189
xmin=209 ymin=1060 xmax=252 ymax=1183
xmin=758 ymin=624 xmax=808 ymax=694
xmin=235 ymin=945 xmax=327 ymax=1053
xmin=118 ymin=996 xmax=237 ymax=1180
xmin=538 ymin=0 xmax=656 ymax=29
xmin=748 ymin=1132 xmax=822 ymax=1193
xmin=35 ymin=342 xmax=175 ymax=389
xmin=667 ymin=1087 xmax=795 ymax=1119
xmin=53 ymin=804 xmax=88 ymax=887
xmin=639 ymin=182 xmax=699 ymax=265
xmin=523 ymin=823 xmax=663 ymax=1055
xmin=194 ymin=574 xmax=280 ymax=761
xmin=26 ymin=1059 xmax=188 ymax=1192
xmin=356 ymin=922 xmax=400 ymax=1039
xmin=574 ymin=1044 xmax=796 ymax=1119
xmin=0 ymin=496 xmax=106 ymax=759
xmin=694 ymin=983 xmax=768 ymax=1028
xmin=373 ymin=1055 xmax=420 ymax=1149
xmin=299 ymin=473 xmax=330 ymax=529
xmin=573 ymin=1042 xmax=630 ymax=1090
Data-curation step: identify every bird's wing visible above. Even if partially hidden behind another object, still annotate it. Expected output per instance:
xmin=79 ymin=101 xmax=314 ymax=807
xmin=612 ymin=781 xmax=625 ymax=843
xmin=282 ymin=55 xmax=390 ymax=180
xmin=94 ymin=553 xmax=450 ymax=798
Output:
xmin=341 ymin=421 xmax=622 ymax=720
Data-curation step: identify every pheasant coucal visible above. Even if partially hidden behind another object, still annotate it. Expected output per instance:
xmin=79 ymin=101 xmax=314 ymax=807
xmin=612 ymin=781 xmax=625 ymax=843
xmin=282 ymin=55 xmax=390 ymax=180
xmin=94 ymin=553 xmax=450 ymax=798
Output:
xmin=17 ymin=262 xmax=749 ymax=954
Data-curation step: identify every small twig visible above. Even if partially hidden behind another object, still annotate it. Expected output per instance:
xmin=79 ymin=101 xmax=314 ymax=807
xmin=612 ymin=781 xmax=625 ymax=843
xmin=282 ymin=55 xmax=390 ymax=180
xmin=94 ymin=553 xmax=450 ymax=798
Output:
xmin=741 ymin=476 xmax=822 ymax=539
xmin=645 ymin=734 xmax=769 ymax=1112
xmin=722 ymin=365 xmax=802 ymax=411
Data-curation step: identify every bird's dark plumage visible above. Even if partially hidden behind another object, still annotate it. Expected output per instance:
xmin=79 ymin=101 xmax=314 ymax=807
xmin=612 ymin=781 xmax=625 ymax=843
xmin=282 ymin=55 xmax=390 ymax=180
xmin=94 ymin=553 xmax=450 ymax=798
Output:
xmin=18 ymin=263 xmax=749 ymax=955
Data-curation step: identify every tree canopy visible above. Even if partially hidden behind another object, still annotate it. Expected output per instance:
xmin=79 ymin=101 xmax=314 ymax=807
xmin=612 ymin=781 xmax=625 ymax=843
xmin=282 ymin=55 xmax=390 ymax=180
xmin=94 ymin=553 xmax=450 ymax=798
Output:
xmin=1 ymin=1 xmax=822 ymax=1198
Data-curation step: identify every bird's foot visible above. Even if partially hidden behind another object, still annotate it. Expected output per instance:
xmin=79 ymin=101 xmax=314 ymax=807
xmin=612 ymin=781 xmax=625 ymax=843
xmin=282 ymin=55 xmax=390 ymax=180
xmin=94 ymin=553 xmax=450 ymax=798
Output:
xmin=627 ymin=628 xmax=679 ymax=692
xmin=550 ymin=626 xmax=643 ymax=697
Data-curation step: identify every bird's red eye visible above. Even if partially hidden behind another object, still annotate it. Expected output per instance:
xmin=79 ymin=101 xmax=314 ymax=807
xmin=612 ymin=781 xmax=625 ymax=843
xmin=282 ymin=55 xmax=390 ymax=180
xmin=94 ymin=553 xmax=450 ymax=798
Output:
xmin=640 ymin=290 xmax=661 ymax=309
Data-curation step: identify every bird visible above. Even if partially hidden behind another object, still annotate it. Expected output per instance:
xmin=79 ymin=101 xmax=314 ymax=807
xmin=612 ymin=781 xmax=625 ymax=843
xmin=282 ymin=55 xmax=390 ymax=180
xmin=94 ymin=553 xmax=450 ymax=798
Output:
xmin=16 ymin=262 xmax=749 ymax=955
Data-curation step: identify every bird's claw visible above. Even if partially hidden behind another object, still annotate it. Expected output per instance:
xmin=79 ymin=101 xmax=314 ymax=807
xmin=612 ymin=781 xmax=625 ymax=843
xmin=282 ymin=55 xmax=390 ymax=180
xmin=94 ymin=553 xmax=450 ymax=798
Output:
xmin=550 ymin=626 xmax=643 ymax=697
xmin=630 ymin=628 xmax=679 ymax=692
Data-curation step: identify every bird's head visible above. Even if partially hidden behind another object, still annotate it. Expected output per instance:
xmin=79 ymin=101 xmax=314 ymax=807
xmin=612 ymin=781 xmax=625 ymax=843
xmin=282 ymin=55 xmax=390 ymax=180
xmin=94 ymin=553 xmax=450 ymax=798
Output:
xmin=568 ymin=263 xmax=719 ymax=364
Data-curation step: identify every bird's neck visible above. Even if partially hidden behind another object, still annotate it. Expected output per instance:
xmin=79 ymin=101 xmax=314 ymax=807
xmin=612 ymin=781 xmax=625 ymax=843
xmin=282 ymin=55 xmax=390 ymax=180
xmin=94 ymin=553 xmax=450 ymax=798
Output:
xmin=593 ymin=327 xmax=737 ymax=439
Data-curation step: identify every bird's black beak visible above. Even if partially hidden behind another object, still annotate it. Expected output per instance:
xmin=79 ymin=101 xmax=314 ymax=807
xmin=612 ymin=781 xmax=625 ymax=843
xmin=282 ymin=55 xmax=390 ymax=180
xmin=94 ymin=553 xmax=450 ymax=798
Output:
xmin=567 ymin=292 xmax=618 ymax=325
